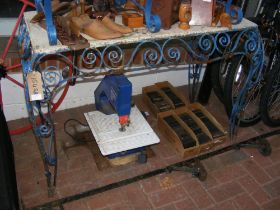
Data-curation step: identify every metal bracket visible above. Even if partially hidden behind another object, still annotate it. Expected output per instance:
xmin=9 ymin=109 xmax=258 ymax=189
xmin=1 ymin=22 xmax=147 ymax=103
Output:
xmin=166 ymin=159 xmax=207 ymax=181
xmin=235 ymin=138 xmax=272 ymax=156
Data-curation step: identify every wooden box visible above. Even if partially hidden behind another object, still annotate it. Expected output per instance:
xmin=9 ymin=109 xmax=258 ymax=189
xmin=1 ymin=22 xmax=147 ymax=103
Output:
xmin=122 ymin=13 xmax=144 ymax=28
xmin=174 ymin=107 xmax=214 ymax=153
xmin=151 ymin=0 xmax=180 ymax=30
xmin=142 ymin=85 xmax=173 ymax=117
xmin=188 ymin=103 xmax=226 ymax=146
xmin=158 ymin=110 xmax=200 ymax=158
xmin=155 ymin=81 xmax=187 ymax=109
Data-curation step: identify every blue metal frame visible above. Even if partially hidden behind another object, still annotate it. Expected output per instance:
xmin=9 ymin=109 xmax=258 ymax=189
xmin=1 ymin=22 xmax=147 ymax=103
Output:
xmin=34 ymin=0 xmax=57 ymax=45
xmin=18 ymin=3 xmax=263 ymax=193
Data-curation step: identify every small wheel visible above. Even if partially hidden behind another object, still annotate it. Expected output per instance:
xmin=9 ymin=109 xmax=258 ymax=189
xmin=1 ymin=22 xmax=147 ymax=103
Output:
xmin=257 ymin=139 xmax=272 ymax=157
xmin=192 ymin=161 xmax=207 ymax=181
xmin=138 ymin=152 xmax=147 ymax=164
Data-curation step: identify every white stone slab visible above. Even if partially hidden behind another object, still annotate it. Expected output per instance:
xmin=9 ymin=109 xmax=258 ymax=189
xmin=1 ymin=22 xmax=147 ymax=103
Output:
xmin=84 ymin=106 xmax=160 ymax=156
xmin=24 ymin=11 xmax=257 ymax=55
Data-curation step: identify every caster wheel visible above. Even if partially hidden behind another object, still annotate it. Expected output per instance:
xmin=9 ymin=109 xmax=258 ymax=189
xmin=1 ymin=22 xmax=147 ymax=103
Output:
xmin=257 ymin=139 xmax=272 ymax=157
xmin=192 ymin=161 xmax=207 ymax=181
xmin=138 ymin=152 xmax=147 ymax=164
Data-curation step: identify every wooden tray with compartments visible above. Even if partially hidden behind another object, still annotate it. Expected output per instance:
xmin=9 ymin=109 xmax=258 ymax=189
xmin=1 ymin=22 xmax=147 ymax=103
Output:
xmin=158 ymin=110 xmax=200 ymax=158
xmin=188 ymin=103 xmax=226 ymax=146
xmin=142 ymin=81 xmax=186 ymax=117
xmin=157 ymin=103 xmax=226 ymax=158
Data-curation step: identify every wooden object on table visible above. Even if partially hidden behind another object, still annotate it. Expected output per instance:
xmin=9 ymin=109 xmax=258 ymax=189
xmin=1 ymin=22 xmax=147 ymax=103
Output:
xmin=220 ymin=12 xmax=232 ymax=29
xmin=211 ymin=3 xmax=223 ymax=27
xmin=122 ymin=13 xmax=144 ymax=28
xmin=41 ymin=17 xmax=90 ymax=51
xmin=190 ymin=0 xmax=215 ymax=26
xmin=151 ymin=0 xmax=180 ymax=30
xmin=179 ymin=1 xmax=192 ymax=30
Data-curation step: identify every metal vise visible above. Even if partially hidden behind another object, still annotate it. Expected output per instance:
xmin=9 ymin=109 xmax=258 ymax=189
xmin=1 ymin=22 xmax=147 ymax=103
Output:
xmin=94 ymin=75 xmax=132 ymax=131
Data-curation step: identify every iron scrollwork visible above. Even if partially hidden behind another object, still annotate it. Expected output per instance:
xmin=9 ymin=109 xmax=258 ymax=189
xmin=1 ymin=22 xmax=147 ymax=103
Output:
xmin=21 ymin=27 xmax=264 ymax=194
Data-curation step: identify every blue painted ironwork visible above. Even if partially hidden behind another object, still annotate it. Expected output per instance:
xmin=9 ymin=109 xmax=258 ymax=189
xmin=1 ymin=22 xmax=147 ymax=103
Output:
xmin=18 ymin=20 xmax=31 ymax=60
xmin=130 ymin=0 xmax=161 ymax=32
xmin=217 ymin=0 xmax=243 ymax=24
xmin=35 ymin=0 xmax=57 ymax=45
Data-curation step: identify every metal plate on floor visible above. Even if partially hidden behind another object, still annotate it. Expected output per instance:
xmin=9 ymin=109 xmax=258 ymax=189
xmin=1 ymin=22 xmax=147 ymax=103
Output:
xmin=84 ymin=106 xmax=160 ymax=156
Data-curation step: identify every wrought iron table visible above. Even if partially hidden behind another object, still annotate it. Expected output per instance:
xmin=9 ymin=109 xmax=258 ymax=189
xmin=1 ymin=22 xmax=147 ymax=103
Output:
xmin=19 ymin=10 xmax=264 ymax=195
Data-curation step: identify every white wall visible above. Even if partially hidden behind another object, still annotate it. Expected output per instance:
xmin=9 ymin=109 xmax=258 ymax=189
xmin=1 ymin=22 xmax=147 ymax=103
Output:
xmin=0 ymin=18 xmax=17 ymax=36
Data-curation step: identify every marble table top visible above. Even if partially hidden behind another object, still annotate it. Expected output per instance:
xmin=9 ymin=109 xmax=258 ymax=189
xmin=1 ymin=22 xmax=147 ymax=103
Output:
xmin=24 ymin=11 xmax=257 ymax=55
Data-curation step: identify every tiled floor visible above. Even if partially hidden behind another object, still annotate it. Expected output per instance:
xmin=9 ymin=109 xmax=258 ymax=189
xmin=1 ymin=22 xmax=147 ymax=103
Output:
xmin=8 ymin=89 xmax=280 ymax=210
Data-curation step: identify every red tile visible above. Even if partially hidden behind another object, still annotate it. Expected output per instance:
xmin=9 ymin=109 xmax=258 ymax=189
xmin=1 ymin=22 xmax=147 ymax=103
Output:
xmin=156 ymin=204 xmax=177 ymax=210
xmin=268 ymin=135 xmax=280 ymax=149
xmin=122 ymin=183 xmax=152 ymax=209
xmin=263 ymin=179 xmax=280 ymax=198
xmin=208 ymin=181 xmax=244 ymax=203
xmin=238 ymin=175 xmax=259 ymax=194
xmin=251 ymin=187 xmax=271 ymax=205
xmin=234 ymin=194 xmax=261 ymax=210
xmin=110 ymin=203 xmax=132 ymax=210
xmin=201 ymin=174 xmax=219 ymax=190
xmin=87 ymin=194 xmax=109 ymax=210
xmin=211 ymin=164 xmax=247 ymax=183
xmin=175 ymin=197 xmax=198 ymax=210
xmin=262 ymin=197 xmax=280 ymax=210
xmin=265 ymin=162 xmax=280 ymax=179
xmin=149 ymin=185 xmax=187 ymax=208
xmin=243 ymin=148 xmax=273 ymax=168
xmin=63 ymin=200 xmax=89 ymax=210
xmin=241 ymin=160 xmax=271 ymax=184
xmin=269 ymin=149 xmax=280 ymax=163
xmin=206 ymin=200 xmax=239 ymax=210
xmin=140 ymin=176 xmax=162 ymax=194
xmin=183 ymin=179 xmax=214 ymax=209
xmin=87 ymin=188 xmax=127 ymax=210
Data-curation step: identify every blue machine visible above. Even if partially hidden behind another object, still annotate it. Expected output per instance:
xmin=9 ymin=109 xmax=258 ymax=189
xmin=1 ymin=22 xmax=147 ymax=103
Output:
xmin=94 ymin=75 xmax=147 ymax=162
xmin=95 ymin=75 xmax=132 ymax=130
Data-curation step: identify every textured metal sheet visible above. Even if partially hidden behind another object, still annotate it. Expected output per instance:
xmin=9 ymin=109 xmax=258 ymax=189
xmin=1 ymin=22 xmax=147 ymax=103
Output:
xmin=190 ymin=0 xmax=214 ymax=26
xmin=85 ymin=106 xmax=160 ymax=155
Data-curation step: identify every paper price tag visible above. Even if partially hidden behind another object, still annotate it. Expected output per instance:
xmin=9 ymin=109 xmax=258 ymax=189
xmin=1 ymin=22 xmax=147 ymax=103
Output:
xmin=27 ymin=71 xmax=44 ymax=101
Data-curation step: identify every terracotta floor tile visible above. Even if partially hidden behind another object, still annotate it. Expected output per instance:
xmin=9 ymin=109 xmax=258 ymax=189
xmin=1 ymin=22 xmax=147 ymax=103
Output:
xmin=8 ymin=89 xmax=280 ymax=209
